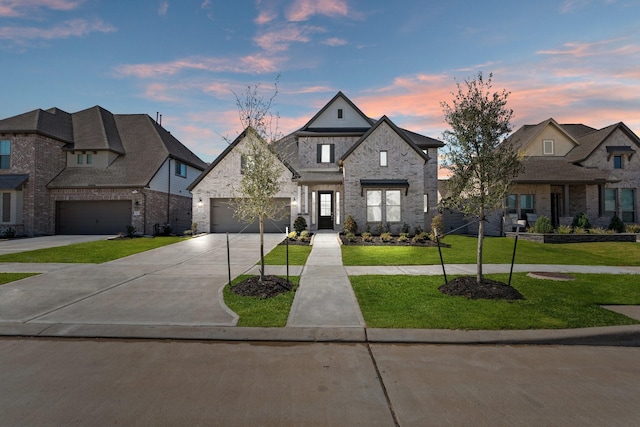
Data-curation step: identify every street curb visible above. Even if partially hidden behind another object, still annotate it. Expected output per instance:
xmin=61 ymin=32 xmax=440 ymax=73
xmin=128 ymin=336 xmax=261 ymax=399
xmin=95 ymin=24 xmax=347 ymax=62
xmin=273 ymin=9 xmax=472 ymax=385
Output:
xmin=2 ymin=323 xmax=639 ymax=346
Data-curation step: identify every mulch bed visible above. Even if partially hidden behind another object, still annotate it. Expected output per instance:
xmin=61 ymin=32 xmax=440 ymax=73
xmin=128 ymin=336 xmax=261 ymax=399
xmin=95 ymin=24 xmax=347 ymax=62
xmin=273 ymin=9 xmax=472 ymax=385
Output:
xmin=231 ymin=275 xmax=295 ymax=298
xmin=280 ymin=238 xmax=311 ymax=246
xmin=339 ymin=234 xmax=449 ymax=247
xmin=439 ymin=276 xmax=525 ymax=301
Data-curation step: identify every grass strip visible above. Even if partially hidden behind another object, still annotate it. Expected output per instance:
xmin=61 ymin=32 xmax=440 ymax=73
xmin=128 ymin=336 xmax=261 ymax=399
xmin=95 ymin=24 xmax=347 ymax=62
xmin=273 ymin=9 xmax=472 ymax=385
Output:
xmin=0 ymin=237 xmax=186 ymax=264
xmin=0 ymin=273 xmax=39 ymax=285
xmin=223 ymin=275 xmax=299 ymax=327
xmin=350 ymin=273 xmax=640 ymax=330
xmin=262 ymin=245 xmax=312 ymax=265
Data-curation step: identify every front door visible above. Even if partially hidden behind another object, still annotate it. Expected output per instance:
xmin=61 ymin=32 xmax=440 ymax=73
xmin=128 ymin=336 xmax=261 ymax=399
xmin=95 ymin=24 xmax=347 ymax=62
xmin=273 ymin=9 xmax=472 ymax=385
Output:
xmin=318 ymin=191 xmax=334 ymax=229
xmin=550 ymin=191 xmax=562 ymax=227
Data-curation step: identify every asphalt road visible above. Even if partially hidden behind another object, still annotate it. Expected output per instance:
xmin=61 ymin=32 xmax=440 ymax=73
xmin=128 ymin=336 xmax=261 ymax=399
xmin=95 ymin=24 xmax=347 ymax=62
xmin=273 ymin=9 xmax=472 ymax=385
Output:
xmin=1 ymin=338 xmax=639 ymax=426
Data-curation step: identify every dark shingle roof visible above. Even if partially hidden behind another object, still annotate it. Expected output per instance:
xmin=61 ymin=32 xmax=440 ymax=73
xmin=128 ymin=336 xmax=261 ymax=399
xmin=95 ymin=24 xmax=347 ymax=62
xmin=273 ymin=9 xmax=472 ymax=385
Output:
xmin=515 ymin=157 xmax=614 ymax=184
xmin=0 ymin=108 xmax=73 ymax=142
xmin=71 ymin=106 xmax=124 ymax=153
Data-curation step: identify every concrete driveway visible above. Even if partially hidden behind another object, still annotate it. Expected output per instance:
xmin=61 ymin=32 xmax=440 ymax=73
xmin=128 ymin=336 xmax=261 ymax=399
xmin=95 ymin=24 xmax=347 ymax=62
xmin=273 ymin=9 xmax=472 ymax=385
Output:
xmin=0 ymin=234 xmax=284 ymax=335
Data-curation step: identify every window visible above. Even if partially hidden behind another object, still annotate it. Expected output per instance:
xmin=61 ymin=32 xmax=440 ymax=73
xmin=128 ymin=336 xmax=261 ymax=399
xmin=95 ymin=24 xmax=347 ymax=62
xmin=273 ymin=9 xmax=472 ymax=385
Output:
xmin=337 ymin=108 xmax=343 ymax=119
xmin=1 ymin=193 xmax=10 ymax=222
xmin=86 ymin=153 xmax=93 ymax=165
xmin=614 ymin=155 xmax=623 ymax=169
xmin=520 ymin=194 xmax=534 ymax=219
xmin=367 ymin=189 xmax=401 ymax=222
xmin=423 ymin=194 xmax=429 ymax=213
xmin=604 ymin=188 xmax=617 ymax=217
xmin=175 ymin=161 xmax=186 ymax=177
xmin=77 ymin=154 xmax=83 ymax=165
xmin=0 ymin=140 xmax=10 ymax=169
xmin=240 ymin=155 xmax=253 ymax=174
xmin=543 ymin=140 xmax=554 ymax=155
xmin=366 ymin=190 xmax=382 ymax=222
xmin=506 ymin=194 xmax=517 ymax=215
xmin=622 ymin=189 xmax=635 ymax=222
xmin=380 ymin=151 xmax=388 ymax=167
xmin=317 ymin=144 xmax=335 ymax=163
xmin=386 ymin=190 xmax=401 ymax=222
xmin=335 ymin=192 xmax=340 ymax=225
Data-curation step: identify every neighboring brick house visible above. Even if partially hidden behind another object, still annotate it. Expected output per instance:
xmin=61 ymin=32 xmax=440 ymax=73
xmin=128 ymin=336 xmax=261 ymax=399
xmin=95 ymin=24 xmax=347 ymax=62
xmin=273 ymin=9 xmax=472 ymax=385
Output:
xmin=483 ymin=118 xmax=640 ymax=236
xmin=189 ymin=92 xmax=443 ymax=234
xmin=0 ymin=106 xmax=207 ymax=236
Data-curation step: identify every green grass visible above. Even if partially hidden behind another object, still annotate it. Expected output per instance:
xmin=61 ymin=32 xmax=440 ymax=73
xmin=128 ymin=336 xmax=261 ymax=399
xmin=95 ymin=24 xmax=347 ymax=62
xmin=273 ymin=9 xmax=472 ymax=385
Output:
xmin=263 ymin=244 xmax=312 ymax=265
xmin=350 ymin=273 xmax=640 ymax=329
xmin=0 ymin=237 xmax=186 ymax=264
xmin=0 ymin=273 xmax=39 ymax=285
xmin=342 ymin=235 xmax=640 ymax=266
xmin=223 ymin=275 xmax=299 ymax=327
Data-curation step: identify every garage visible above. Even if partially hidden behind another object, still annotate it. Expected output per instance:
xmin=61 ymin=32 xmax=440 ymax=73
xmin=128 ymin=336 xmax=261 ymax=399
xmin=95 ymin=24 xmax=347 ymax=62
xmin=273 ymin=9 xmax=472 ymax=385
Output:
xmin=210 ymin=198 xmax=290 ymax=233
xmin=56 ymin=201 xmax=132 ymax=235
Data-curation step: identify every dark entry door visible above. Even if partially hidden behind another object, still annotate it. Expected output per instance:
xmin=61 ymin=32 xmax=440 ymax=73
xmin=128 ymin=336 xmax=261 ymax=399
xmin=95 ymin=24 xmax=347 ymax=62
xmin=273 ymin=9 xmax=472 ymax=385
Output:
xmin=550 ymin=192 xmax=562 ymax=227
xmin=318 ymin=191 xmax=333 ymax=229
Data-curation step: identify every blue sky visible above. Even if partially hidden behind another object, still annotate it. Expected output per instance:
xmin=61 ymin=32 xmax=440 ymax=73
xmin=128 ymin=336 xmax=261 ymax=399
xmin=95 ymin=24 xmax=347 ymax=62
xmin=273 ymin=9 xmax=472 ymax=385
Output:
xmin=1 ymin=0 xmax=639 ymax=163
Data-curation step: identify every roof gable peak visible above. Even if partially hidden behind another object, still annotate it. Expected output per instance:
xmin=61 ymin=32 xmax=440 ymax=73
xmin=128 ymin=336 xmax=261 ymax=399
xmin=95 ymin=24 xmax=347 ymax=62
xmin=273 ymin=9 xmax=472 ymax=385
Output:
xmin=299 ymin=91 xmax=374 ymax=132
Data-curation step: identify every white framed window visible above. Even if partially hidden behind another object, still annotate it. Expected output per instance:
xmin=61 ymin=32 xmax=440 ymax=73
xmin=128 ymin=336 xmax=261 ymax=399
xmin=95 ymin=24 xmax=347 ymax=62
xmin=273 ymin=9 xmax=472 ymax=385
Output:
xmin=0 ymin=140 xmax=11 ymax=169
xmin=86 ymin=153 xmax=93 ymax=165
xmin=366 ymin=189 xmax=401 ymax=222
xmin=423 ymin=194 xmax=429 ymax=213
xmin=543 ymin=140 xmax=554 ymax=155
xmin=337 ymin=108 xmax=343 ymax=119
xmin=175 ymin=161 xmax=187 ymax=178
xmin=622 ymin=188 xmax=635 ymax=222
xmin=317 ymin=144 xmax=335 ymax=163
xmin=380 ymin=150 xmax=388 ymax=167
xmin=77 ymin=154 xmax=83 ymax=165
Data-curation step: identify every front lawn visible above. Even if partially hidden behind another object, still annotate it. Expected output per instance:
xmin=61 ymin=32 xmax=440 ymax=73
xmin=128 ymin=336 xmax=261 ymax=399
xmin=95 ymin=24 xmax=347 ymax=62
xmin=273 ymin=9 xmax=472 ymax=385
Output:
xmin=342 ymin=235 xmax=640 ymax=266
xmin=223 ymin=275 xmax=299 ymax=327
xmin=0 ymin=237 xmax=186 ymax=264
xmin=350 ymin=273 xmax=640 ymax=329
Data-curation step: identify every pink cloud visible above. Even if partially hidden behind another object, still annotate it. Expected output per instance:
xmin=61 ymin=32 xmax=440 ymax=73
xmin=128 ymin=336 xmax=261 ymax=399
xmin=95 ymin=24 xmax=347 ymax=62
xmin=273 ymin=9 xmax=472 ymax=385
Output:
xmin=0 ymin=0 xmax=82 ymax=17
xmin=286 ymin=0 xmax=349 ymax=21
xmin=0 ymin=18 xmax=115 ymax=42
xmin=115 ymin=54 xmax=283 ymax=78
xmin=254 ymin=24 xmax=324 ymax=52
xmin=323 ymin=37 xmax=347 ymax=46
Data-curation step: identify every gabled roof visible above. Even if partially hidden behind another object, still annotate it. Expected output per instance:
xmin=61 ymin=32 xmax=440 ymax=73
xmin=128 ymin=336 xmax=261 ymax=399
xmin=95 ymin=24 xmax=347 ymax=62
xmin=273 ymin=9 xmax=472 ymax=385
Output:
xmin=0 ymin=108 xmax=73 ymax=142
xmin=187 ymin=127 xmax=298 ymax=191
xmin=47 ymin=111 xmax=207 ymax=189
xmin=298 ymin=91 xmax=375 ymax=133
xmin=340 ymin=115 xmax=430 ymax=162
xmin=507 ymin=118 xmax=581 ymax=153
xmin=566 ymin=122 xmax=640 ymax=163
xmin=400 ymin=127 xmax=444 ymax=149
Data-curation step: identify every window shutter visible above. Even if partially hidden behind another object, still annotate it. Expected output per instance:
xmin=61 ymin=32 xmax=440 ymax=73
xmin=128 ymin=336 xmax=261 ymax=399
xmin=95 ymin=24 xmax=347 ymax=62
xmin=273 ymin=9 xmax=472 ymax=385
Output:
xmin=330 ymin=144 xmax=335 ymax=163
xmin=317 ymin=145 xmax=322 ymax=163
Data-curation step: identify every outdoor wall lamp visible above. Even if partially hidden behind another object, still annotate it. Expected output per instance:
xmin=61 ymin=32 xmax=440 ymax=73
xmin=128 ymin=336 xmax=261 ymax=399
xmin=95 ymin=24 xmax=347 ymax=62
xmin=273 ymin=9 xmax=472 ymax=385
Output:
xmin=197 ymin=197 xmax=203 ymax=207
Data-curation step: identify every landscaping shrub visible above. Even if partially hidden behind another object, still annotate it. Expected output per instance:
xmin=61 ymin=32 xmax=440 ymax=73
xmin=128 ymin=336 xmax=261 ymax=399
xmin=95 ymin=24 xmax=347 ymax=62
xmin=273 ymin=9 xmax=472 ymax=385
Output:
xmin=573 ymin=227 xmax=587 ymax=234
xmin=126 ymin=225 xmax=136 ymax=237
xmin=609 ymin=215 xmax=625 ymax=233
xmin=288 ymin=230 xmax=297 ymax=240
xmin=345 ymin=232 xmax=356 ymax=242
xmin=343 ymin=215 xmax=358 ymax=235
xmin=626 ymin=224 xmax=640 ymax=233
xmin=397 ymin=233 xmax=409 ymax=243
xmin=572 ymin=212 xmax=591 ymax=230
xmin=299 ymin=230 xmax=310 ymax=242
xmin=534 ymin=215 xmax=554 ymax=234
xmin=362 ymin=232 xmax=373 ymax=242
xmin=411 ymin=231 xmax=429 ymax=243
xmin=191 ymin=222 xmax=198 ymax=235
xmin=374 ymin=223 xmax=384 ymax=236
xmin=401 ymin=223 xmax=410 ymax=234
xmin=556 ymin=224 xmax=572 ymax=234
xmin=380 ymin=232 xmax=393 ymax=242
xmin=293 ymin=216 xmax=308 ymax=234
xmin=1 ymin=228 xmax=15 ymax=238
xmin=589 ymin=227 xmax=607 ymax=234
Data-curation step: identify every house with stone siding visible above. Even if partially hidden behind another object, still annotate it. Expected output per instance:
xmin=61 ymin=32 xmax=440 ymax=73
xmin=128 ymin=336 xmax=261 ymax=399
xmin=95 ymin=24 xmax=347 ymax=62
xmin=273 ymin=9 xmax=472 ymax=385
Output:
xmin=488 ymin=118 xmax=640 ymax=236
xmin=189 ymin=92 xmax=443 ymax=234
xmin=0 ymin=106 xmax=207 ymax=237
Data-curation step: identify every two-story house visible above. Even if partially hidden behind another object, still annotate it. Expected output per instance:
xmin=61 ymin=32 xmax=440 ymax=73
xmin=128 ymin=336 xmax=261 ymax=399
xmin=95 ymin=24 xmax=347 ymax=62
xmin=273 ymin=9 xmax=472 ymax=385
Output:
xmin=493 ymin=118 xmax=640 ymax=235
xmin=0 ymin=106 xmax=207 ymax=236
xmin=189 ymin=92 xmax=443 ymax=234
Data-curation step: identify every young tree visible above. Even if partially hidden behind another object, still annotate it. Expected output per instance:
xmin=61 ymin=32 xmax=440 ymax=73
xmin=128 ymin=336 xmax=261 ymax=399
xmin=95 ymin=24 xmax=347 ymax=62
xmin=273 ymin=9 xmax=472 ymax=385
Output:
xmin=440 ymin=72 xmax=523 ymax=284
xmin=231 ymin=76 xmax=288 ymax=282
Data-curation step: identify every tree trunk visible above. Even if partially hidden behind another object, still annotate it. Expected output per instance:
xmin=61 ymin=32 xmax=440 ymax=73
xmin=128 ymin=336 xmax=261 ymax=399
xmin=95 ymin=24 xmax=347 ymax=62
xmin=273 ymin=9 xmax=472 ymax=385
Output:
xmin=259 ymin=214 xmax=265 ymax=282
xmin=477 ymin=206 xmax=484 ymax=284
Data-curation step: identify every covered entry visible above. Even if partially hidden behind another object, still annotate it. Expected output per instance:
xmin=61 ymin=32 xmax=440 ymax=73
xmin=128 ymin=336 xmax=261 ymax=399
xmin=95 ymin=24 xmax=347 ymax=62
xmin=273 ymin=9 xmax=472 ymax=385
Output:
xmin=210 ymin=198 xmax=290 ymax=233
xmin=56 ymin=201 xmax=131 ymax=234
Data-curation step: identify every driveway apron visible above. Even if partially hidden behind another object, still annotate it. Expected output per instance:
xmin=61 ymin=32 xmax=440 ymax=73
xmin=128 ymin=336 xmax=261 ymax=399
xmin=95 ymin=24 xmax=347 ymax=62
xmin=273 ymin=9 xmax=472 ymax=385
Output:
xmin=287 ymin=233 xmax=365 ymax=327
xmin=0 ymin=234 xmax=283 ymax=328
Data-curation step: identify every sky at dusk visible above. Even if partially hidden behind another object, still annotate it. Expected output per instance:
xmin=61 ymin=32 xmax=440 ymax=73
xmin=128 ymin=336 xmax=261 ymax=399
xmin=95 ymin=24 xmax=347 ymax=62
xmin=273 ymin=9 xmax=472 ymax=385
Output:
xmin=1 ymin=0 xmax=639 ymax=163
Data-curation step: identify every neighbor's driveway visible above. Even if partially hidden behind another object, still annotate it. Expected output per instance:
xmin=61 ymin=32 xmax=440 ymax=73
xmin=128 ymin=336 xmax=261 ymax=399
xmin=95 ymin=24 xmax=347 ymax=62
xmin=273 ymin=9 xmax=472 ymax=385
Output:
xmin=0 ymin=234 xmax=283 ymax=334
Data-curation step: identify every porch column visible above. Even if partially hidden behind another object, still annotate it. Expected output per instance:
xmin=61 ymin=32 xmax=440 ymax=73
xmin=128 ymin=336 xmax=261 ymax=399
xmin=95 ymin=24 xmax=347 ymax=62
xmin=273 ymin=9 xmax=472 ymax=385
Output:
xmin=563 ymin=185 xmax=569 ymax=216
xmin=297 ymin=186 xmax=302 ymax=214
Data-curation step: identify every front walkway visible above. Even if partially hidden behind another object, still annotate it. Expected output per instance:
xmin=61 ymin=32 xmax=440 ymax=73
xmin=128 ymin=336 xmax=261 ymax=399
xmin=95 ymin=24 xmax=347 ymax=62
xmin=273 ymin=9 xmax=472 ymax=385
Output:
xmin=286 ymin=233 xmax=365 ymax=327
